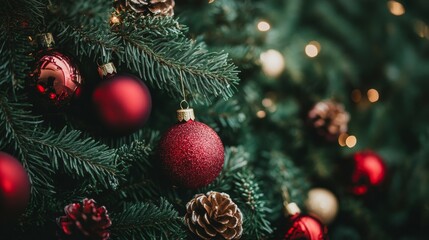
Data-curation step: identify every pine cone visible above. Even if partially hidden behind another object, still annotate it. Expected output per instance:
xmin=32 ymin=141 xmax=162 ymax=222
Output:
xmin=185 ymin=191 xmax=243 ymax=240
xmin=117 ymin=0 xmax=175 ymax=17
xmin=308 ymin=100 xmax=350 ymax=140
xmin=57 ymin=198 xmax=112 ymax=240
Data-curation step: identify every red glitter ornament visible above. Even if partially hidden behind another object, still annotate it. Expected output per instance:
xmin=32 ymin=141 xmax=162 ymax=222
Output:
xmin=158 ymin=108 xmax=224 ymax=189
xmin=281 ymin=214 xmax=328 ymax=240
xmin=31 ymin=33 xmax=82 ymax=106
xmin=0 ymin=152 xmax=31 ymax=222
xmin=350 ymin=151 xmax=386 ymax=195
xmin=92 ymin=63 xmax=152 ymax=135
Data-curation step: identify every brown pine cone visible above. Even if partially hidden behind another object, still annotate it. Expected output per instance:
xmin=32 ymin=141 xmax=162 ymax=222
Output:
xmin=117 ymin=0 xmax=175 ymax=17
xmin=185 ymin=191 xmax=243 ymax=240
xmin=57 ymin=198 xmax=112 ymax=240
xmin=308 ymin=100 xmax=350 ymax=140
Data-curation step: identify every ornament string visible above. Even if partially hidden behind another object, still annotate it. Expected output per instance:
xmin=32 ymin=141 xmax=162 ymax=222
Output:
xmin=179 ymin=71 xmax=189 ymax=109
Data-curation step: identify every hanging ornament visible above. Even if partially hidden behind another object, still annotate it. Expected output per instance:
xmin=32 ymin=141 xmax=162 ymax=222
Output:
xmin=185 ymin=191 xmax=243 ymax=239
xmin=92 ymin=62 xmax=152 ymax=135
xmin=278 ymin=202 xmax=328 ymax=240
xmin=158 ymin=105 xmax=225 ymax=188
xmin=349 ymin=151 xmax=386 ymax=195
xmin=305 ymin=188 xmax=338 ymax=225
xmin=57 ymin=198 xmax=112 ymax=240
xmin=30 ymin=33 xmax=82 ymax=106
xmin=308 ymin=99 xmax=350 ymax=141
xmin=116 ymin=0 xmax=175 ymax=17
xmin=0 ymin=152 xmax=31 ymax=222
xmin=276 ymin=187 xmax=328 ymax=240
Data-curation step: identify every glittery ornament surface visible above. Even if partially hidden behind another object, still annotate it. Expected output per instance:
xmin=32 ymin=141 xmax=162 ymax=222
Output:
xmin=282 ymin=214 xmax=328 ymax=240
xmin=351 ymin=151 xmax=386 ymax=195
xmin=32 ymin=50 xmax=82 ymax=106
xmin=92 ymin=74 xmax=152 ymax=135
xmin=0 ymin=152 xmax=31 ymax=222
xmin=158 ymin=120 xmax=224 ymax=189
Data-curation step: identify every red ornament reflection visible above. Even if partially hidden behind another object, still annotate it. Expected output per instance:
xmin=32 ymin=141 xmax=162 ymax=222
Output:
xmin=32 ymin=50 xmax=82 ymax=106
xmin=351 ymin=151 xmax=386 ymax=195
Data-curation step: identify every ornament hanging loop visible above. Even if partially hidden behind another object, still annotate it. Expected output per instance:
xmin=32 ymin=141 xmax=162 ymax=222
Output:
xmin=177 ymin=71 xmax=195 ymax=122
xmin=180 ymin=100 xmax=189 ymax=109
xmin=281 ymin=186 xmax=301 ymax=216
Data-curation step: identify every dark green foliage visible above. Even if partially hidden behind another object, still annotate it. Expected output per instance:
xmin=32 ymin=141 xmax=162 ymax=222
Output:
xmin=233 ymin=170 xmax=273 ymax=239
xmin=110 ymin=199 xmax=186 ymax=240
xmin=2 ymin=0 xmax=429 ymax=239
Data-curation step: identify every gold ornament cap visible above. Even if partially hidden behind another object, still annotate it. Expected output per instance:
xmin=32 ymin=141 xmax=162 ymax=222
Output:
xmin=177 ymin=108 xmax=195 ymax=122
xmin=36 ymin=33 xmax=55 ymax=48
xmin=285 ymin=202 xmax=301 ymax=216
xmin=98 ymin=62 xmax=117 ymax=78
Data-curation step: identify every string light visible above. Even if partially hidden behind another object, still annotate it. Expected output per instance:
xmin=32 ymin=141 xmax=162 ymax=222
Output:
xmin=262 ymin=98 xmax=274 ymax=108
xmin=338 ymin=133 xmax=349 ymax=147
xmin=345 ymin=135 xmax=357 ymax=148
xmin=351 ymin=89 xmax=362 ymax=103
xmin=110 ymin=15 xmax=121 ymax=25
xmin=414 ymin=20 xmax=429 ymax=39
xmin=367 ymin=89 xmax=379 ymax=103
xmin=257 ymin=21 xmax=271 ymax=32
xmin=260 ymin=49 xmax=285 ymax=77
xmin=387 ymin=1 xmax=405 ymax=16
xmin=256 ymin=110 xmax=266 ymax=118
xmin=305 ymin=41 xmax=320 ymax=58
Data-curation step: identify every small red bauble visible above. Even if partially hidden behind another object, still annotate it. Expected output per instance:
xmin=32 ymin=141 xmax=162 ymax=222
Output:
xmin=158 ymin=109 xmax=224 ymax=189
xmin=31 ymin=34 xmax=82 ymax=106
xmin=0 ymin=152 xmax=31 ymax=222
xmin=92 ymin=63 xmax=152 ymax=135
xmin=350 ymin=151 xmax=386 ymax=195
xmin=282 ymin=214 xmax=328 ymax=240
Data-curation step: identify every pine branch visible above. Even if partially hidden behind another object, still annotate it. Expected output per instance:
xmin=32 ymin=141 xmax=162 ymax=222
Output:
xmin=0 ymin=0 xmax=45 ymax=27
xmin=197 ymin=98 xmax=246 ymax=131
xmin=0 ymin=29 xmax=33 ymax=89
xmin=111 ymin=199 xmax=186 ymax=240
xmin=198 ymin=146 xmax=249 ymax=193
xmin=0 ymin=92 xmax=120 ymax=193
xmin=266 ymin=151 xmax=310 ymax=205
xmin=52 ymin=22 xmax=120 ymax=63
xmin=115 ymin=140 xmax=160 ymax=201
xmin=0 ymin=93 xmax=54 ymax=194
xmin=37 ymin=127 xmax=120 ymax=189
xmin=115 ymin=15 xmax=239 ymax=103
xmin=233 ymin=170 xmax=273 ymax=239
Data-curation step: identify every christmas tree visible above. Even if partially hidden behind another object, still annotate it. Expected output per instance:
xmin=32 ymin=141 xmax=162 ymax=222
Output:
xmin=1 ymin=0 xmax=428 ymax=239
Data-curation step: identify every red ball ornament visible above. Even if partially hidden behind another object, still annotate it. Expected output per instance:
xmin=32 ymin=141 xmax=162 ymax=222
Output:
xmin=0 ymin=152 xmax=31 ymax=222
xmin=92 ymin=63 xmax=152 ymax=134
xmin=158 ymin=108 xmax=224 ymax=189
xmin=350 ymin=151 xmax=386 ymax=195
xmin=281 ymin=214 xmax=328 ymax=240
xmin=31 ymin=33 xmax=82 ymax=106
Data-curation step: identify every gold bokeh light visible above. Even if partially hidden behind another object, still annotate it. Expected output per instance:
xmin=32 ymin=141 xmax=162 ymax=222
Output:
xmin=367 ymin=89 xmax=379 ymax=103
xmin=305 ymin=41 xmax=320 ymax=58
xmin=346 ymin=135 xmax=357 ymax=148
xmin=388 ymin=1 xmax=405 ymax=16
xmin=257 ymin=21 xmax=271 ymax=32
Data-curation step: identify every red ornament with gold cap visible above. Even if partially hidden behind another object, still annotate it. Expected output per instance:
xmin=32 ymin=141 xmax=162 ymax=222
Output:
xmin=31 ymin=33 xmax=82 ymax=106
xmin=92 ymin=62 xmax=152 ymax=135
xmin=158 ymin=104 xmax=224 ymax=189
xmin=276 ymin=188 xmax=328 ymax=240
